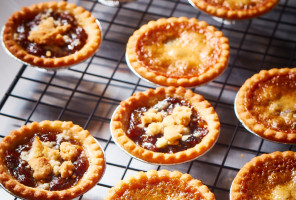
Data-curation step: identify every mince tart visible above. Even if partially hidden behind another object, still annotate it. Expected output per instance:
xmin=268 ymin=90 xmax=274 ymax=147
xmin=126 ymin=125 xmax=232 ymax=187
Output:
xmin=0 ymin=121 xmax=105 ymax=200
xmin=2 ymin=1 xmax=101 ymax=69
xmin=111 ymin=87 xmax=220 ymax=164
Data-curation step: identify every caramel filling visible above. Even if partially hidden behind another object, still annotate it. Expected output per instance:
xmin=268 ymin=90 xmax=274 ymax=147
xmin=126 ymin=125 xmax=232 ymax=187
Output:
xmin=136 ymin=22 xmax=220 ymax=78
xmin=246 ymin=73 xmax=296 ymax=132
xmin=270 ymin=179 xmax=296 ymax=200
xmin=239 ymin=158 xmax=296 ymax=199
xmin=204 ymin=0 xmax=266 ymax=10
xmin=120 ymin=180 xmax=204 ymax=200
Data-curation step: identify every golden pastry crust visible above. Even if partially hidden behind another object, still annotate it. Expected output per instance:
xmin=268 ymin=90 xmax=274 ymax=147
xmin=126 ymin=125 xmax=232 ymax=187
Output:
xmin=0 ymin=121 xmax=105 ymax=200
xmin=126 ymin=17 xmax=229 ymax=87
xmin=105 ymin=169 xmax=216 ymax=200
xmin=2 ymin=1 xmax=101 ymax=69
xmin=231 ymin=151 xmax=296 ymax=200
xmin=235 ymin=68 xmax=296 ymax=144
xmin=190 ymin=0 xmax=279 ymax=20
xmin=111 ymin=87 xmax=220 ymax=164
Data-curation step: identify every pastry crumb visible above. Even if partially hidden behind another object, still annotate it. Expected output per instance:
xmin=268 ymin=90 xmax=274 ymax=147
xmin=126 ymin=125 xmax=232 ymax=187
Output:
xmin=28 ymin=17 xmax=71 ymax=45
xmin=46 ymin=51 xmax=52 ymax=57
xmin=28 ymin=157 xmax=52 ymax=180
xmin=156 ymin=137 xmax=168 ymax=148
xmin=146 ymin=122 xmax=164 ymax=136
xmin=141 ymin=108 xmax=163 ymax=126
xmin=164 ymin=125 xmax=183 ymax=145
xmin=60 ymin=142 xmax=81 ymax=161
xmin=60 ymin=161 xmax=75 ymax=178
xmin=172 ymin=106 xmax=192 ymax=126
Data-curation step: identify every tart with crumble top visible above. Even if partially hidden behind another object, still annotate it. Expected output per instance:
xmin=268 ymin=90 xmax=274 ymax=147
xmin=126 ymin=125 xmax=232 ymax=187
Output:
xmin=235 ymin=68 xmax=296 ymax=144
xmin=231 ymin=151 xmax=296 ymax=200
xmin=2 ymin=1 xmax=101 ymax=69
xmin=105 ymin=170 xmax=215 ymax=200
xmin=189 ymin=0 xmax=279 ymax=20
xmin=126 ymin=17 xmax=229 ymax=87
xmin=0 ymin=121 xmax=105 ymax=200
xmin=111 ymin=87 xmax=220 ymax=164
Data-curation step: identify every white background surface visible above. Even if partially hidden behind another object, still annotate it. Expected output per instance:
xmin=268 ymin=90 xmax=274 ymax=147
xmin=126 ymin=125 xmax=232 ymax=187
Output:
xmin=0 ymin=0 xmax=23 ymax=99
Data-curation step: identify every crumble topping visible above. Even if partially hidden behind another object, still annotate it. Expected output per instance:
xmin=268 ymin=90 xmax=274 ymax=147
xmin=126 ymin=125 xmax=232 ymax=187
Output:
xmin=155 ymin=137 xmax=168 ymax=149
xmin=127 ymin=97 xmax=209 ymax=153
xmin=146 ymin=122 xmax=163 ymax=136
xmin=22 ymin=137 xmax=76 ymax=180
xmin=171 ymin=106 xmax=192 ymax=126
xmin=141 ymin=108 xmax=163 ymax=126
xmin=13 ymin=133 xmax=89 ymax=189
xmin=60 ymin=161 xmax=75 ymax=178
xmin=60 ymin=142 xmax=81 ymax=161
xmin=163 ymin=125 xmax=183 ymax=145
xmin=153 ymin=100 xmax=169 ymax=110
xmin=14 ymin=9 xmax=87 ymax=58
xmin=43 ymin=145 xmax=60 ymax=162
xmin=37 ymin=182 xmax=50 ymax=190
xmin=28 ymin=157 xmax=52 ymax=180
xmin=28 ymin=17 xmax=71 ymax=45
xmin=142 ymin=106 xmax=193 ymax=148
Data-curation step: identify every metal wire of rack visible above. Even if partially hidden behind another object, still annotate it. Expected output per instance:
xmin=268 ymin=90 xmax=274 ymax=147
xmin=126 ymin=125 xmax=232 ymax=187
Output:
xmin=0 ymin=0 xmax=295 ymax=199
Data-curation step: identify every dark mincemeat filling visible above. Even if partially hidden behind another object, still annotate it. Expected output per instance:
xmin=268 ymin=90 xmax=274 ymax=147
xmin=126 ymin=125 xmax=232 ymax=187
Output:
xmin=15 ymin=11 xmax=87 ymax=58
xmin=127 ymin=97 xmax=209 ymax=153
xmin=5 ymin=131 xmax=89 ymax=191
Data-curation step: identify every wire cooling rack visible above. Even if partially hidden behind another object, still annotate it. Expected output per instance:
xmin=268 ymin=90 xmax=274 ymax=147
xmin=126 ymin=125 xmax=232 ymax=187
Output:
xmin=0 ymin=0 xmax=295 ymax=199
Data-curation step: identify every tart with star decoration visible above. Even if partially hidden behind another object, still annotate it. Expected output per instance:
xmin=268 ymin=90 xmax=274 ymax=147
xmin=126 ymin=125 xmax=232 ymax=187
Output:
xmin=2 ymin=1 xmax=101 ymax=69
xmin=0 ymin=121 xmax=105 ymax=200
xmin=111 ymin=87 xmax=220 ymax=164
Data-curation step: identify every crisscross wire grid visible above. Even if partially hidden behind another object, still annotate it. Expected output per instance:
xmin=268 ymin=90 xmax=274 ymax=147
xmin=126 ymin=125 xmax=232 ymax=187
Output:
xmin=0 ymin=0 xmax=295 ymax=199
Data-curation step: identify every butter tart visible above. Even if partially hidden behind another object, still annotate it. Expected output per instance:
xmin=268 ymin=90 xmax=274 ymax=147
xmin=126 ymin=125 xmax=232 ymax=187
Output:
xmin=231 ymin=151 xmax=296 ymax=200
xmin=111 ymin=87 xmax=220 ymax=164
xmin=0 ymin=121 xmax=105 ymax=200
xmin=189 ymin=0 xmax=279 ymax=20
xmin=2 ymin=1 xmax=101 ymax=69
xmin=126 ymin=17 xmax=229 ymax=87
xmin=235 ymin=68 xmax=296 ymax=144
xmin=105 ymin=169 xmax=215 ymax=200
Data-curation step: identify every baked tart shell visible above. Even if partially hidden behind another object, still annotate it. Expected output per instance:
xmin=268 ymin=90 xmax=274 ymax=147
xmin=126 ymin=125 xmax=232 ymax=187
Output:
xmin=2 ymin=1 xmax=101 ymax=69
xmin=189 ymin=0 xmax=279 ymax=20
xmin=0 ymin=121 xmax=105 ymax=200
xmin=126 ymin=17 xmax=229 ymax=87
xmin=105 ymin=169 xmax=216 ymax=200
xmin=235 ymin=68 xmax=296 ymax=144
xmin=111 ymin=87 xmax=220 ymax=165
xmin=230 ymin=151 xmax=296 ymax=200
